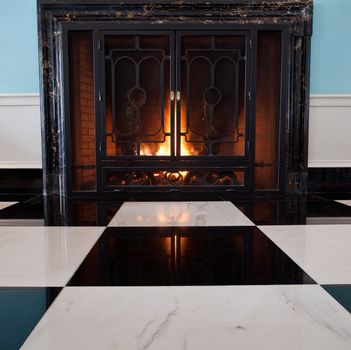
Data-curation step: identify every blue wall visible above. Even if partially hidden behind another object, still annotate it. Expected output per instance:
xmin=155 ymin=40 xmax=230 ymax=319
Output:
xmin=0 ymin=0 xmax=39 ymax=93
xmin=0 ymin=0 xmax=350 ymax=94
xmin=311 ymin=0 xmax=351 ymax=94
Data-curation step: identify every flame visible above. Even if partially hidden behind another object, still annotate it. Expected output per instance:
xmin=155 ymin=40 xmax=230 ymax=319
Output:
xmin=138 ymin=94 xmax=199 ymax=185
xmin=140 ymin=138 xmax=171 ymax=156
xmin=140 ymin=98 xmax=195 ymax=157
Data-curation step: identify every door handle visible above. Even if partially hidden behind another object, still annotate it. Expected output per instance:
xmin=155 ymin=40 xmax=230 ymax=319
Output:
xmin=170 ymin=91 xmax=175 ymax=102
xmin=176 ymin=91 xmax=181 ymax=101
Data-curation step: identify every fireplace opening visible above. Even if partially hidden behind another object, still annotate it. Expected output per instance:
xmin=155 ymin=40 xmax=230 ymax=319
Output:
xmin=68 ymin=30 xmax=283 ymax=192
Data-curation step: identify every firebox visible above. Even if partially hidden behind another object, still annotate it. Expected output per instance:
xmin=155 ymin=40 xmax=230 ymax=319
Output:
xmin=38 ymin=0 xmax=313 ymax=196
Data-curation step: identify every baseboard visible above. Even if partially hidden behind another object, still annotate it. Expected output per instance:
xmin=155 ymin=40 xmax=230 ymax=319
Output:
xmin=308 ymin=167 xmax=351 ymax=193
xmin=0 ymin=169 xmax=43 ymax=194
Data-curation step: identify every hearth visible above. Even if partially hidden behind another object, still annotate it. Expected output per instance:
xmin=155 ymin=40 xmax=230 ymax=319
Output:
xmin=38 ymin=0 xmax=313 ymax=196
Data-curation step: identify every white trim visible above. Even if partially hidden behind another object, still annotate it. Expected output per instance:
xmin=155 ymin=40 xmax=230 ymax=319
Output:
xmin=0 ymin=161 xmax=42 ymax=169
xmin=0 ymin=93 xmax=40 ymax=106
xmin=309 ymin=94 xmax=351 ymax=107
xmin=308 ymin=160 xmax=351 ymax=168
xmin=0 ymin=93 xmax=350 ymax=169
xmin=1 ymin=93 xmax=349 ymax=107
xmin=308 ymin=95 xmax=351 ymax=168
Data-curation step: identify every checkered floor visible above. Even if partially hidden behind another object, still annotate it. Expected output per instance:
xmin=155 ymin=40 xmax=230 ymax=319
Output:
xmin=1 ymin=198 xmax=351 ymax=349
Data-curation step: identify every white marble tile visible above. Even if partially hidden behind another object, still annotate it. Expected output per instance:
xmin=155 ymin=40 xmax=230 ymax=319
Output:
xmin=109 ymin=201 xmax=254 ymax=227
xmin=22 ymin=285 xmax=351 ymax=350
xmin=0 ymin=226 xmax=104 ymax=287
xmin=259 ymin=225 xmax=351 ymax=284
xmin=0 ymin=202 xmax=17 ymax=211
xmin=336 ymin=200 xmax=351 ymax=207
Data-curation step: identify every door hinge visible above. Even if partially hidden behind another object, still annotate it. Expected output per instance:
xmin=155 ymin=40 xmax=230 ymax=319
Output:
xmin=99 ymin=140 xmax=103 ymax=152
xmin=249 ymin=39 xmax=252 ymax=50
xmin=98 ymin=39 xmax=102 ymax=50
xmin=98 ymin=91 xmax=102 ymax=102
xmin=248 ymin=91 xmax=252 ymax=102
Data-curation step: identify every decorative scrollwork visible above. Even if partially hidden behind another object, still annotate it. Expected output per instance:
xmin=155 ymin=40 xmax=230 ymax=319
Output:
xmin=166 ymin=172 xmax=184 ymax=186
xmin=107 ymin=170 xmax=241 ymax=187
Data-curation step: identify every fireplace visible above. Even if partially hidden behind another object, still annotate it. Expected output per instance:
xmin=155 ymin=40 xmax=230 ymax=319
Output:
xmin=38 ymin=0 xmax=313 ymax=196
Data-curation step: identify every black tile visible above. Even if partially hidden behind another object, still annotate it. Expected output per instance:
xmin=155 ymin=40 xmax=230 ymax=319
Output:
xmin=0 ymin=287 xmax=62 ymax=350
xmin=308 ymin=167 xmax=351 ymax=193
xmin=69 ymin=226 xmax=315 ymax=286
xmin=314 ymin=193 xmax=351 ymax=201
xmin=233 ymin=199 xmax=306 ymax=225
xmin=233 ymin=198 xmax=351 ymax=225
xmin=0 ymin=197 xmax=124 ymax=226
xmin=66 ymin=200 xmax=123 ymax=226
xmin=306 ymin=199 xmax=351 ymax=217
xmin=43 ymin=199 xmax=123 ymax=226
xmin=0 ymin=169 xmax=43 ymax=194
xmin=0 ymin=196 xmax=44 ymax=226
xmin=0 ymin=194 xmax=38 ymax=202
xmin=322 ymin=285 xmax=351 ymax=313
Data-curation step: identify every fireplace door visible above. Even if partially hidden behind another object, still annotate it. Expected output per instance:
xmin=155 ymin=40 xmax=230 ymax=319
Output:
xmin=178 ymin=33 xmax=247 ymax=158
xmin=98 ymin=31 xmax=251 ymax=190
xmin=103 ymin=33 xmax=173 ymax=159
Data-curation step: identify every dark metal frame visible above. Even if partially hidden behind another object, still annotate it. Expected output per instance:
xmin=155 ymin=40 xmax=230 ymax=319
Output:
xmin=38 ymin=0 xmax=313 ymax=198
xmin=175 ymin=30 xmax=250 ymax=161
xmin=101 ymin=30 xmax=174 ymax=161
xmin=98 ymin=29 xmax=252 ymax=191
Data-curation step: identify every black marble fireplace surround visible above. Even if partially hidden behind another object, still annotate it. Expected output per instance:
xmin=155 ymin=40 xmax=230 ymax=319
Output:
xmin=38 ymin=0 xmax=313 ymax=198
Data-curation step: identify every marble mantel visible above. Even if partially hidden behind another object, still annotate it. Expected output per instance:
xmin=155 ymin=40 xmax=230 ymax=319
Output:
xmin=37 ymin=0 xmax=313 ymax=199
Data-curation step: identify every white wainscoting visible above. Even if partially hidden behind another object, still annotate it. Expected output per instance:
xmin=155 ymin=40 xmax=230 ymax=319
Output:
xmin=308 ymin=95 xmax=351 ymax=167
xmin=0 ymin=94 xmax=350 ymax=169
xmin=0 ymin=94 xmax=41 ymax=169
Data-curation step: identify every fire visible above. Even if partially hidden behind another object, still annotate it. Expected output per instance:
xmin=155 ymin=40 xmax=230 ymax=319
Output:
xmin=140 ymin=101 xmax=195 ymax=157
xmin=138 ymin=96 xmax=197 ymax=185
xmin=140 ymin=135 xmax=194 ymax=157
xmin=140 ymin=138 xmax=171 ymax=156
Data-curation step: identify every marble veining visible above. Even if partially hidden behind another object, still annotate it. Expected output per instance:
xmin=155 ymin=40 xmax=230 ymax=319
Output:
xmin=0 ymin=202 xmax=18 ymax=211
xmin=0 ymin=226 xmax=104 ymax=287
xmin=108 ymin=201 xmax=254 ymax=227
xmin=259 ymin=224 xmax=351 ymax=284
xmin=22 ymin=285 xmax=351 ymax=350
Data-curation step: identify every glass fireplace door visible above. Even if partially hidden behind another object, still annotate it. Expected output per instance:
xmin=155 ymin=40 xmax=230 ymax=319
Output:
xmin=99 ymin=31 xmax=252 ymax=190
xmin=102 ymin=32 xmax=174 ymax=159
xmin=177 ymin=32 xmax=249 ymax=159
